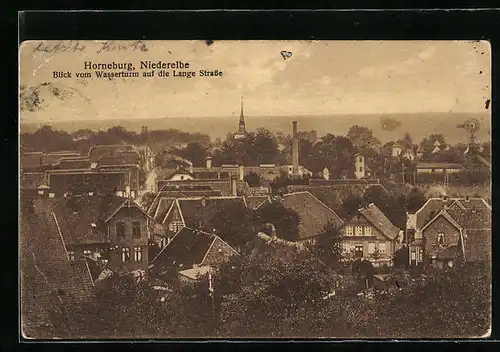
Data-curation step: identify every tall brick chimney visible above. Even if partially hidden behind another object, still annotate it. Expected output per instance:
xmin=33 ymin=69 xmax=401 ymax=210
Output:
xmin=292 ymin=120 xmax=299 ymax=176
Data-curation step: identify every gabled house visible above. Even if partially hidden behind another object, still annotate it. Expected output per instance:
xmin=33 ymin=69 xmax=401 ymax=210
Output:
xmin=279 ymin=191 xmax=343 ymax=243
xmin=338 ymin=203 xmax=402 ymax=266
xmin=149 ymin=227 xmax=239 ymax=280
xmin=51 ymin=195 xmax=152 ymax=277
xmin=407 ymin=196 xmax=491 ymax=267
xmin=149 ymin=196 xmax=249 ymax=252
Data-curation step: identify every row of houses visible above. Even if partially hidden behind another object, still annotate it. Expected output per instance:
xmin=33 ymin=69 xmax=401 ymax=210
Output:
xmin=20 ymin=181 xmax=491 ymax=338
xmin=21 ymin=145 xmax=153 ymax=199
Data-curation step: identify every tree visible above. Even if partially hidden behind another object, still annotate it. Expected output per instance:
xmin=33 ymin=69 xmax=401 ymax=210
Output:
xmin=217 ymin=246 xmax=339 ymax=337
xmin=393 ymin=247 xmax=409 ymax=269
xmin=256 ymin=201 xmax=300 ymax=241
xmin=208 ymin=201 xmax=255 ymax=249
xmin=177 ymin=142 xmax=208 ymax=167
xmin=402 ymin=132 xmax=413 ymax=149
xmin=406 ymin=187 xmax=427 ymax=213
xmin=312 ymin=221 xmax=343 ymax=268
xmin=347 ymin=125 xmax=381 ymax=151
xmin=341 ymin=194 xmax=364 ymax=219
xmin=217 ymin=128 xmax=279 ymax=166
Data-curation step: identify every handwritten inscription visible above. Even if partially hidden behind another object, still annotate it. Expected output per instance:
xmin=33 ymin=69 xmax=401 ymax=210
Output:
xmin=96 ymin=40 xmax=148 ymax=54
xmin=33 ymin=41 xmax=86 ymax=53
xmin=32 ymin=40 xmax=148 ymax=54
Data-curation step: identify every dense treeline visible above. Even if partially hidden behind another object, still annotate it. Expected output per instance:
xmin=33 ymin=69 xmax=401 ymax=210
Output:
xmin=21 ymin=124 xmax=491 ymax=188
xmin=20 ymin=125 xmax=210 ymax=155
xmin=42 ymin=254 xmax=489 ymax=339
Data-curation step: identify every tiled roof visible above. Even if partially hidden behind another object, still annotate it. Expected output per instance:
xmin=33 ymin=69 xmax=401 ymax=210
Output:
xmin=47 ymin=170 xmax=128 ymax=193
xmin=97 ymin=151 xmax=141 ymax=166
xmin=280 ymin=191 xmax=343 ymax=241
xmin=446 ymin=207 xmax=491 ymax=230
xmin=21 ymin=212 xmax=95 ymax=313
xmin=154 ymin=197 xmax=176 ymax=223
xmin=151 ymin=227 xmax=216 ymax=270
xmin=157 ymin=179 xmax=250 ymax=197
xmin=148 ymin=191 xmax=224 ymax=219
xmin=245 ymin=195 xmax=271 ymax=210
xmin=54 ymin=158 xmax=91 ymax=169
xmin=309 ymin=178 xmax=381 ymax=187
xmin=177 ymin=197 xmax=248 ymax=232
xmin=21 ymin=153 xmax=43 ymax=171
xmin=415 ymin=197 xmax=491 ymax=230
xmin=87 ymin=145 xmax=135 ymax=161
xmin=463 ymin=229 xmax=491 ymax=262
xmin=41 ymin=154 xmax=65 ymax=167
xmin=358 ymin=203 xmax=400 ymax=240
xmin=52 ymin=195 xmax=126 ymax=245
xmin=416 ymin=162 xmax=463 ymax=169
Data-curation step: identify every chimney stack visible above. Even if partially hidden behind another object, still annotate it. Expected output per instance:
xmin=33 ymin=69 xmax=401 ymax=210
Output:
xmin=206 ymin=156 xmax=212 ymax=170
xmin=239 ymin=165 xmax=244 ymax=181
xmin=231 ymin=176 xmax=237 ymax=197
xmin=292 ymin=120 xmax=299 ymax=176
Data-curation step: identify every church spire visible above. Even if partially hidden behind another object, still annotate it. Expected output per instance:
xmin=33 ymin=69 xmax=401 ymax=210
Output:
xmin=235 ymin=96 xmax=247 ymax=139
xmin=239 ymin=96 xmax=245 ymax=128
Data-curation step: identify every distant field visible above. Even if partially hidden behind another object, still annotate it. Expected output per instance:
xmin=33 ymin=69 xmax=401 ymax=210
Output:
xmin=20 ymin=112 xmax=491 ymax=145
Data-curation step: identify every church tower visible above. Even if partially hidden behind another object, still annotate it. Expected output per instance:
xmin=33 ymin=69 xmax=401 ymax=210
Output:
xmin=234 ymin=96 xmax=247 ymax=139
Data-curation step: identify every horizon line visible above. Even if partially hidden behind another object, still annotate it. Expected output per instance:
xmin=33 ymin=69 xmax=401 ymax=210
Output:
xmin=21 ymin=110 xmax=490 ymax=124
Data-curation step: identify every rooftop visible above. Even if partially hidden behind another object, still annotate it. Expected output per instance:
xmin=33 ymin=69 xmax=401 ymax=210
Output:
xmin=358 ymin=203 xmax=401 ymax=240
xmin=280 ymin=191 xmax=343 ymax=241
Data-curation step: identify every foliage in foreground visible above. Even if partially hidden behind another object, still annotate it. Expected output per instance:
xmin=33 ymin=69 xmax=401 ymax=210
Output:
xmin=35 ymin=256 xmax=490 ymax=339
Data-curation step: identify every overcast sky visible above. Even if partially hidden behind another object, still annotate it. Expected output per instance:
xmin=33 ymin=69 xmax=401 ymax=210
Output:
xmin=20 ymin=40 xmax=491 ymax=123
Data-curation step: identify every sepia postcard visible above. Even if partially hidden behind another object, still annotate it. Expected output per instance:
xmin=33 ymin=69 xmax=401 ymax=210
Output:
xmin=19 ymin=40 xmax=492 ymax=340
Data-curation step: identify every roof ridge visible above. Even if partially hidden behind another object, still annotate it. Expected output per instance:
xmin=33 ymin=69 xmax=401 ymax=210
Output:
xmin=421 ymin=208 xmax=463 ymax=233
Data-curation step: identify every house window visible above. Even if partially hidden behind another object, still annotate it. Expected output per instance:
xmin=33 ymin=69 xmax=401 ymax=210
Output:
xmin=354 ymin=244 xmax=363 ymax=258
xmin=345 ymin=226 xmax=354 ymax=236
xmin=83 ymin=249 xmax=92 ymax=256
xmin=358 ymin=156 xmax=363 ymax=163
xmin=180 ymin=175 xmax=184 ymax=180
xmin=364 ymin=226 xmax=372 ymax=236
xmin=355 ymin=226 xmax=363 ymax=236
xmin=133 ymin=246 xmax=143 ymax=262
xmin=169 ymin=220 xmax=184 ymax=232
xmin=68 ymin=251 xmax=75 ymax=261
xmin=368 ymin=243 xmax=375 ymax=254
xmin=411 ymin=251 xmax=416 ymax=260
xmin=116 ymin=222 xmax=125 ymax=238
xmin=378 ymin=243 xmax=387 ymax=254
xmin=437 ymin=233 xmax=445 ymax=247
xmin=132 ymin=221 xmax=141 ymax=238
xmin=121 ymin=247 xmax=130 ymax=262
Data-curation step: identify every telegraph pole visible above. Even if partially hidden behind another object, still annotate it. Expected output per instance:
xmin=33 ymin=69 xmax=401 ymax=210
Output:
xmin=208 ymin=272 xmax=216 ymax=322
xmin=401 ymin=160 xmax=405 ymax=184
